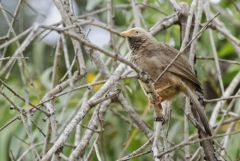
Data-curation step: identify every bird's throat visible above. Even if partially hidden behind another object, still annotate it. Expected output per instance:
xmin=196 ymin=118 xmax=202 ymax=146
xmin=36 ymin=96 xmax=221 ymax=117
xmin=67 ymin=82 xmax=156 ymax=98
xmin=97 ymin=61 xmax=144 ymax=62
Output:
xmin=127 ymin=37 xmax=146 ymax=52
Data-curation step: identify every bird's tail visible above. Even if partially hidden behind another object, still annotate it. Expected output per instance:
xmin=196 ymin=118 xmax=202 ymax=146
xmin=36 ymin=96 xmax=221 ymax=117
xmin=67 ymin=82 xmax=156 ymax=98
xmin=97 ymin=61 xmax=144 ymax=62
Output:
xmin=193 ymin=90 xmax=212 ymax=135
xmin=183 ymin=83 xmax=220 ymax=161
xmin=190 ymin=99 xmax=221 ymax=161
xmin=196 ymin=90 xmax=206 ymax=106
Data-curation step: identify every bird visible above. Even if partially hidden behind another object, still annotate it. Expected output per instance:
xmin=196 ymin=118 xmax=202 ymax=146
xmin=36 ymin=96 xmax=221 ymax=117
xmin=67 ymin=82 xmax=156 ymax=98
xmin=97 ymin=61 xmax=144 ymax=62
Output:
xmin=120 ymin=27 xmax=219 ymax=161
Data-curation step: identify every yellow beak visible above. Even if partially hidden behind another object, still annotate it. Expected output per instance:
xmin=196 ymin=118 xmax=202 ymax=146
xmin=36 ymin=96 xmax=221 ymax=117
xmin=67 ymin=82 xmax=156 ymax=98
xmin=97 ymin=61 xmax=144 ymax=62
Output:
xmin=120 ymin=30 xmax=131 ymax=37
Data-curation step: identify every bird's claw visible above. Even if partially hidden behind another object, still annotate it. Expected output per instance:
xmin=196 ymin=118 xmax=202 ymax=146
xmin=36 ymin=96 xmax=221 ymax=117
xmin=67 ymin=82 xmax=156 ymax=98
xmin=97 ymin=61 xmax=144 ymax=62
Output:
xmin=139 ymin=71 xmax=150 ymax=83
xmin=155 ymin=115 xmax=165 ymax=123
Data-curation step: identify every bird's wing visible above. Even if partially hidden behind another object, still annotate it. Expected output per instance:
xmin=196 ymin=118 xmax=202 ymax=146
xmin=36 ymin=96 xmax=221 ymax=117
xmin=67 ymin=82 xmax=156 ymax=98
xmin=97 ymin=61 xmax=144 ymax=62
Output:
xmin=146 ymin=42 xmax=202 ymax=92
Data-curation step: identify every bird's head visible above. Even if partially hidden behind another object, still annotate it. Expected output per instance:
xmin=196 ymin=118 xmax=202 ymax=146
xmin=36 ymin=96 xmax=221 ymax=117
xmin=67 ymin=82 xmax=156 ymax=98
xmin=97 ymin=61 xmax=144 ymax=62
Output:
xmin=120 ymin=27 xmax=155 ymax=50
xmin=120 ymin=27 xmax=153 ymax=40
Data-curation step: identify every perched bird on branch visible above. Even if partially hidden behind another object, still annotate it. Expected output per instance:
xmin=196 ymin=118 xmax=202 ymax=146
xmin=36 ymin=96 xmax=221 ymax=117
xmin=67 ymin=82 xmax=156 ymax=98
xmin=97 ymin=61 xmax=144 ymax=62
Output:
xmin=120 ymin=27 xmax=219 ymax=161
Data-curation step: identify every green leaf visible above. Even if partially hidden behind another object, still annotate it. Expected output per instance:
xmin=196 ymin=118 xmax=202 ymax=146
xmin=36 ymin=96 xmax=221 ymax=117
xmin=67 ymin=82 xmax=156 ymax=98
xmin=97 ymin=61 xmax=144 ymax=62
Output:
xmin=219 ymin=43 xmax=234 ymax=58
xmin=115 ymin=10 xmax=127 ymax=26
xmin=223 ymin=64 xmax=240 ymax=85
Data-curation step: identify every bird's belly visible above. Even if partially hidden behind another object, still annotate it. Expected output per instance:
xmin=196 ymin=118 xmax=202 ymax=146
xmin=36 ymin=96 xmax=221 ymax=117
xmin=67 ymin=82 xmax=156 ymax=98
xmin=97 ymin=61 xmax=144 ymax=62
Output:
xmin=140 ymin=74 xmax=182 ymax=101
xmin=156 ymin=75 xmax=181 ymax=100
xmin=156 ymin=84 xmax=181 ymax=100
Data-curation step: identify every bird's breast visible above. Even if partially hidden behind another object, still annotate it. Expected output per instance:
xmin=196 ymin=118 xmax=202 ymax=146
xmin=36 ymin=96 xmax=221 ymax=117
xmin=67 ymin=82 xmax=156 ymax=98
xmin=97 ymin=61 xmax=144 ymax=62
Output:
xmin=130 ymin=53 xmax=163 ymax=80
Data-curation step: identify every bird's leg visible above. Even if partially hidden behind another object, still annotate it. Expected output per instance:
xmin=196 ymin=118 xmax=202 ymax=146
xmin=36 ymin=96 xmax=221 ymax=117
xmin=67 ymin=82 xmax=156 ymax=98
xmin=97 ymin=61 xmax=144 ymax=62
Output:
xmin=150 ymin=97 xmax=165 ymax=122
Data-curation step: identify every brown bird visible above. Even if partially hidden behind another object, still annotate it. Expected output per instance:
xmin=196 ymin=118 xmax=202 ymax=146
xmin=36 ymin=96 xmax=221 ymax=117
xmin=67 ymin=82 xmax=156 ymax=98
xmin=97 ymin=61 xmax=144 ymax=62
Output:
xmin=120 ymin=27 xmax=219 ymax=161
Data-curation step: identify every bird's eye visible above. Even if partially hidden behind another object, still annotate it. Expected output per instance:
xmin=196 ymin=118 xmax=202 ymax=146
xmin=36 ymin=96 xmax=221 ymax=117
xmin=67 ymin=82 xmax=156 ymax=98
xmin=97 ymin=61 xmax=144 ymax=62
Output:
xmin=135 ymin=31 xmax=139 ymax=34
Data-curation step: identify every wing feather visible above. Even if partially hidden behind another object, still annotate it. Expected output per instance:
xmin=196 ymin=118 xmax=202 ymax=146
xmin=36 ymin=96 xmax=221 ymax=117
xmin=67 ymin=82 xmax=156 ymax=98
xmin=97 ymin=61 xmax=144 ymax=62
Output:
xmin=145 ymin=42 xmax=202 ymax=92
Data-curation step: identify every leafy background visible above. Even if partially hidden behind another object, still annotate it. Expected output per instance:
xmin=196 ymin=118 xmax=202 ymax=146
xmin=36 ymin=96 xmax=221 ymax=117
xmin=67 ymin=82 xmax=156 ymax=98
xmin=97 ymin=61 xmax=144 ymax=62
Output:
xmin=0 ymin=0 xmax=240 ymax=161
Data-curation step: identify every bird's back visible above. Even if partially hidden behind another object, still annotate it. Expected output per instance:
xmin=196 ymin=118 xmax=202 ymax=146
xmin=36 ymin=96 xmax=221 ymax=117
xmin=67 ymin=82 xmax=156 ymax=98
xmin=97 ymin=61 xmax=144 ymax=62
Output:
xmin=131 ymin=40 xmax=204 ymax=100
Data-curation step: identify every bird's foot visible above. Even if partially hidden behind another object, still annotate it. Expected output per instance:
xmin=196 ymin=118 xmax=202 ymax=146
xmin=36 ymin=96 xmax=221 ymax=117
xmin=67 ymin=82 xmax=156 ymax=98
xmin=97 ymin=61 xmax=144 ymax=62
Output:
xmin=139 ymin=71 xmax=151 ymax=83
xmin=155 ymin=115 xmax=165 ymax=123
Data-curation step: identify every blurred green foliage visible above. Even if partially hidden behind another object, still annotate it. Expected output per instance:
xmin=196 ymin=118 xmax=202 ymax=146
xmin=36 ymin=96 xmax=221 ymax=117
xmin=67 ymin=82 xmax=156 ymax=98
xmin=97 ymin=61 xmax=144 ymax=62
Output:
xmin=0 ymin=0 xmax=239 ymax=161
